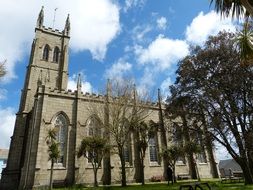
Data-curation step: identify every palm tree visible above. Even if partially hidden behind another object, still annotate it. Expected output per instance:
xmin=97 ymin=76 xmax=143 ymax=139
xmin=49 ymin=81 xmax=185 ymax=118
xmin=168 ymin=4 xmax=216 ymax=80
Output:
xmin=210 ymin=0 xmax=253 ymax=18
xmin=210 ymin=1 xmax=253 ymax=65
xmin=46 ymin=128 xmax=60 ymax=190
xmin=236 ymin=19 xmax=253 ymax=65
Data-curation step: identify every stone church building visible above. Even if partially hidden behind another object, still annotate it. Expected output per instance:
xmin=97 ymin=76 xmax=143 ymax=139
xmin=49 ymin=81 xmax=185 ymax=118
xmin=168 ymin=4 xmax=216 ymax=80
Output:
xmin=0 ymin=8 xmax=218 ymax=190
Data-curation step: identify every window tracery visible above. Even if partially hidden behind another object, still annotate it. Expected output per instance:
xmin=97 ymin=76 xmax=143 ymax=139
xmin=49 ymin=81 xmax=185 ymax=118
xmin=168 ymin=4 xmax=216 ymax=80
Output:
xmin=149 ymin=136 xmax=158 ymax=162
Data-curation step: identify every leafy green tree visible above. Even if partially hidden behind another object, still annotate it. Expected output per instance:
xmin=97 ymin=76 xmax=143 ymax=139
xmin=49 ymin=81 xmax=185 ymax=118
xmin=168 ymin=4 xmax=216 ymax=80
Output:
xmin=77 ymin=136 xmax=109 ymax=187
xmin=46 ymin=128 xmax=60 ymax=190
xmin=162 ymin=145 xmax=183 ymax=183
xmin=168 ymin=31 xmax=253 ymax=184
xmin=166 ymin=96 xmax=198 ymax=179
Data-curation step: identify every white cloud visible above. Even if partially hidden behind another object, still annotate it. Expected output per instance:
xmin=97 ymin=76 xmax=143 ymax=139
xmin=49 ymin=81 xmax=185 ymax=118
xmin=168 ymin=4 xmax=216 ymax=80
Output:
xmin=215 ymin=144 xmax=232 ymax=161
xmin=137 ymin=35 xmax=189 ymax=70
xmin=67 ymin=0 xmax=120 ymax=60
xmin=123 ymin=0 xmax=146 ymax=12
xmin=0 ymin=0 xmax=120 ymax=82
xmin=160 ymin=77 xmax=173 ymax=96
xmin=131 ymin=25 xmax=152 ymax=43
xmin=104 ymin=58 xmax=132 ymax=81
xmin=138 ymin=67 xmax=156 ymax=93
xmin=0 ymin=107 xmax=16 ymax=148
xmin=186 ymin=11 xmax=236 ymax=45
xmin=157 ymin=17 xmax=167 ymax=30
xmin=67 ymin=73 xmax=92 ymax=93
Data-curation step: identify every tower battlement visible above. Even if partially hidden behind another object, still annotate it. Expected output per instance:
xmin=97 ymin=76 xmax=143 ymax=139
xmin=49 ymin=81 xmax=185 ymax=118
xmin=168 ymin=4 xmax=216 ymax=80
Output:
xmin=35 ymin=26 xmax=65 ymax=37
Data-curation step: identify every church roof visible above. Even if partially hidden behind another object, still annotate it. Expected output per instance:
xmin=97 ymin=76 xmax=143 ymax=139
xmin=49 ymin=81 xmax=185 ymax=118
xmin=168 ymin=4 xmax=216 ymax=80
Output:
xmin=219 ymin=159 xmax=242 ymax=171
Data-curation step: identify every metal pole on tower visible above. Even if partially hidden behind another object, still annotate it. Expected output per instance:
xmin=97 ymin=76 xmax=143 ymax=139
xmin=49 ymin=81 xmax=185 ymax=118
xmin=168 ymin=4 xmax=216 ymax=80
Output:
xmin=53 ymin=8 xmax=58 ymax=29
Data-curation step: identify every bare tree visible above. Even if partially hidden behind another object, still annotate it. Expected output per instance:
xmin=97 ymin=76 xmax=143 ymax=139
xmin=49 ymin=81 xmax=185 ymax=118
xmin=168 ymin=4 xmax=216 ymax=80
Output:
xmin=88 ymin=79 xmax=151 ymax=187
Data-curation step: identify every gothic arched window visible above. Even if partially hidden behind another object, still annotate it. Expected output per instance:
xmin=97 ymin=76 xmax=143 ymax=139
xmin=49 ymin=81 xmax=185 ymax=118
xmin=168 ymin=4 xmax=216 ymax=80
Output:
xmin=54 ymin=113 xmax=67 ymax=164
xmin=86 ymin=116 xmax=102 ymax=163
xmin=123 ymin=133 xmax=132 ymax=164
xmin=42 ymin=44 xmax=50 ymax=61
xmin=196 ymin=132 xmax=207 ymax=163
xmin=53 ymin=46 xmax=60 ymax=63
xmin=87 ymin=116 xmax=102 ymax=137
xmin=149 ymin=135 xmax=158 ymax=162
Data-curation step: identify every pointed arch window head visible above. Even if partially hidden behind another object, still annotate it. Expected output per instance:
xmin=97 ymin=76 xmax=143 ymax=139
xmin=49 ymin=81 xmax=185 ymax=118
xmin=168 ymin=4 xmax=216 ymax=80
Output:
xmin=54 ymin=113 xmax=67 ymax=164
xmin=43 ymin=44 xmax=50 ymax=61
xmin=87 ymin=116 xmax=102 ymax=137
xmin=53 ymin=46 xmax=60 ymax=63
xmin=86 ymin=115 xmax=102 ymax=163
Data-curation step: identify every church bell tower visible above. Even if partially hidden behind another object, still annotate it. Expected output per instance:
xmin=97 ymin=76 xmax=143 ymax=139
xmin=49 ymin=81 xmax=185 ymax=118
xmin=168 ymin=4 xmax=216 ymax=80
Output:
xmin=0 ymin=7 xmax=71 ymax=190
xmin=20 ymin=6 xmax=70 ymax=113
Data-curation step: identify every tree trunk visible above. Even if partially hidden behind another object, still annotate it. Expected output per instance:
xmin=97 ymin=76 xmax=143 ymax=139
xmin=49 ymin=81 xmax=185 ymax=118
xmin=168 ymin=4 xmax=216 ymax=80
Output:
xmin=248 ymin=156 xmax=253 ymax=181
xmin=244 ymin=135 xmax=253 ymax=180
xmin=187 ymin=154 xmax=197 ymax=179
xmin=94 ymin=169 xmax=98 ymax=187
xmin=133 ymin=131 xmax=142 ymax=182
xmin=207 ymin=146 xmax=219 ymax=178
xmin=234 ymin=156 xmax=253 ymax=184
xmin=203 ymin=123 xmax=219 ymax=178
xmin=182 ymin=116 xmax=197 ymax=179
xmin=103 ymin=153 xmax=111 ymax=185
xmin=49 ymin=160 xmax=54 ymax=190
xmin=239 ymin=161 xmax=253 ymax=184
xmin=103 ymin=93 xmax=111 ymax=185
xmin=140 ymin=158 xmax=145 ymax=185
xmin=119 ymin=150 xmax=127 ymax=187
xmin=158 ymin=89 xmax=169 ymax=180
xmin=172 ymin=164 xmax=176 ymax=183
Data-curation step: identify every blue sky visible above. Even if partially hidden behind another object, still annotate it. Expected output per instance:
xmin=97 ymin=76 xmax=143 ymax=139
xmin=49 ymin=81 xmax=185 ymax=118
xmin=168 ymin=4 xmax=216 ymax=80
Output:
xmin=0 ymin=0 xmax=236 ymax=159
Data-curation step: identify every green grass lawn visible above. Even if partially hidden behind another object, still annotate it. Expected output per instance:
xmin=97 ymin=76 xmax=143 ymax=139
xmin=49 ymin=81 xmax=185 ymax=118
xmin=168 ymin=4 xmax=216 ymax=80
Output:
xmin=56 ymin=180 xmax=253 ymax=190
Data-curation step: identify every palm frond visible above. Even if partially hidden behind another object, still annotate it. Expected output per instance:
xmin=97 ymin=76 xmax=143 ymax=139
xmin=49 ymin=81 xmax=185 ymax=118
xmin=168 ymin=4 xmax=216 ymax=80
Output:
xmin=236 ymin=20 xmax=253 ymax=65
xmin=210 ymin=0 xmax=246 ymax=19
